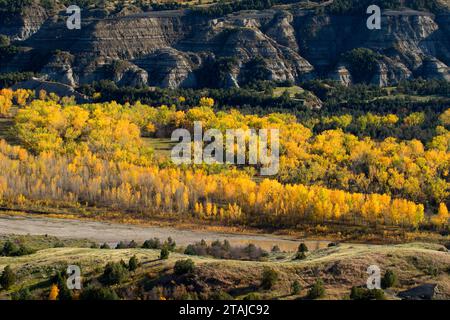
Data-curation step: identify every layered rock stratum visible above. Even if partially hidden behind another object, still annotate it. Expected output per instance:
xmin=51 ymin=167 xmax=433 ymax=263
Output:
xmin=0 ymin=1 xmax=449 ymax=88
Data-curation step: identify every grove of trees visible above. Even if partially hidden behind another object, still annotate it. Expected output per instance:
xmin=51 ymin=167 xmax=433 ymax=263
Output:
xmin=0 ymin=89 xmax=448 ymax=230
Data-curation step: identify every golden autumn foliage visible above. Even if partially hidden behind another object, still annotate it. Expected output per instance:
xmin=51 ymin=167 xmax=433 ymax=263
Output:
xmin=0 ymin=91 xmax=449 ymax=230
xmin=0 ymin=95 xmax=12 ymax=116
xmin=0 ymin=139 xmax=426 ymax=228
xmin=0 ymin=89 xmax=33 ymax=117
xmin=172 ymin=104 xmax=449 ymax=207
xmin=49 ymin=284 xmax=59 ymax=300
xmin=199 ymin=97 xmax=214 ymax=108
xmin=0 ymin=89 xmax=13 ymax=117
xmin=14 ymin=100 xmax=153 ymax=165
xmin=356 ymin=112 xmax=399 ymax=130
xmin=432 ymin=203 xmax=449 ymax=227
xmin=439 ymin=109 xmax=450 ymax=126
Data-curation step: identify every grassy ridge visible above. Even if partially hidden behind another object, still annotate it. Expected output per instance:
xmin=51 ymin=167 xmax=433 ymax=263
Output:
xmin=1 ymin=236 xmax=449 ymax=300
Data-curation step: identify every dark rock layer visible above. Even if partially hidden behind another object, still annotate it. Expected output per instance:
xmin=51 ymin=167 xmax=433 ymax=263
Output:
xmin=1 ymin=4 xmax=449 ymax=88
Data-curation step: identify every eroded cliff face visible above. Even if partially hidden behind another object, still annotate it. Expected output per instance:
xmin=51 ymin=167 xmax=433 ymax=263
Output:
xmin=0 ymin=4 xmax=48 ymax=40
xmin=1 ymin=4 xmax=449 ymax=88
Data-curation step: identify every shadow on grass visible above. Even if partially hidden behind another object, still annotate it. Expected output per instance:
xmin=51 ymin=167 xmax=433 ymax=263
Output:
xmin=229 ymin=285 xmax=259 ymax=296
xmin=141 ymin=259 xmax=161 ymax=265
xmin=28 ymin=278 xmax=52 ymax=291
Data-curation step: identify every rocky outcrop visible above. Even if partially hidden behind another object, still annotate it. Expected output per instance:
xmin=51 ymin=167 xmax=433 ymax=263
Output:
xmin=419 ymin=57 xmax=450 ymax=81
xmin=382 ymin=56 xmax=413 ymax=84
xmin=370 ymin=62 xmax=389 ymax=87
xmin=40 ymin=51 xmax=77 ymax=87
xmin=83 ymin=11 xmax=192 ymax=60
xmin=364 ymin=12 xmax=448 ymax=84
xmin=135 ymin=48 xmax=198 ymax=88
xmin=223 ymin=72 xmax=240 ymax=88
xmin=265 ymin=11 xmax=299 ymax=52
xmin=365 ymin=12 xmax=441 ymax=70
xmin=328 ymin=64 xmax=352 ymax=86
xmin=294 ymin=8 xmax=449 ymax=86
xmin=1 ymin=4 xmax=449 ymax=89
xmin=219 ymin=27 xmax=313 ymax=83
xmin=0 ymin=4 xmax=48 ymax=41
xmin=110 ymin=61 xmax=149 ymax=87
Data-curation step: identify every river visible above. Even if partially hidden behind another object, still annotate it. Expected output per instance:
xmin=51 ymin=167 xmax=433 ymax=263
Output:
xmin=0 ymin=214 xmax=330 ymax=251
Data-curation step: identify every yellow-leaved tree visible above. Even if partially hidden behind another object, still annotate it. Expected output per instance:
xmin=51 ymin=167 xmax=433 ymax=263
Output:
xmin=432 ymin=203 xmax=449 ymax=228
xmin=49 ymin=284 xmax=59 ymax=300
xmin=0 ymin=89 xmax=13 ymax=117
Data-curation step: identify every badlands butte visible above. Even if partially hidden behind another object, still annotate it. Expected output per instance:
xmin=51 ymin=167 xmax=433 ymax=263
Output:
xmin=0 ymin=0 xmax=449 ymax=90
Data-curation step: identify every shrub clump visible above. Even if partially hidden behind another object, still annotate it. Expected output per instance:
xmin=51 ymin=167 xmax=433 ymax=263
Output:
xmin=100 ymin=243 xmax=111 ymax=249
xmin=100 ymin=262 xmax=129 ymax=285
xmin=174 ymin=259 xmax=195 ymax=275
xmin=271 ymin=245 xmax=281 ymax=253
xmin=343 ymin=48 xmax=382 ymax=83
xmin=350 ymin=286 xmax=385 ymax=300
xmin=294 ymin=251 xmax=306 ymax=260
xmin=128 ymin=255 xmax=139 ymax=271
xmin=114 ymin=240 xmax=139 ymax=249
xmin=291 ymin=280 xmax=302 ymax=295
xmin=0 ymin=265 xmax=16 ymax=290
xmin=261 ymin=267 xmax=278 ymax=290
xmin=1 ymin=240 xmax=35 ymax=257
xmin=294 ymin=243 xmax=308 ymax=260
xmin=51 ymin=270 xmax=73 ymax=300
xmin=164 ymin=237 xmax=176 ymax=251
xmin=160 ymin=247 xmax=170 ymax=260
xmin=307 ymin=279 xmax=325 ymax=299
xmin=142 ymin=237 xmax=176 ymax=251
xmin=298 ymin=243 xmax=308 ymax=253
xmin=381 ymin=270 xmax=398 ymax=289
xmin=184 ymin=240 xmax=268 ymax=261
xmin=142 ymin=238 xmax=161 ymax=249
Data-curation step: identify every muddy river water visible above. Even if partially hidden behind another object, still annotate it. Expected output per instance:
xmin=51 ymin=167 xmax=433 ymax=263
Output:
xmin=0 ymin=215 xmax=330 ymax=251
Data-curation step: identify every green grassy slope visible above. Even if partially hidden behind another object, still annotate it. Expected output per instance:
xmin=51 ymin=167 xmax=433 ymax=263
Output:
xmin=1 ymin=239 xmax=448 ymax=300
